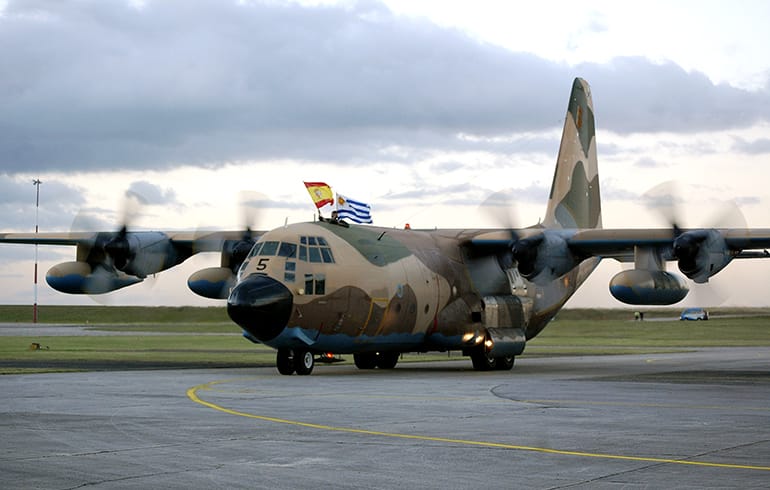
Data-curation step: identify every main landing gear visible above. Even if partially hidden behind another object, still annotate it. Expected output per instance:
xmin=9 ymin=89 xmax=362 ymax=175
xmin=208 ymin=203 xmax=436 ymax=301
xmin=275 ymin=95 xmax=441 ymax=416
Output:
xmin=276 ymin=348 xmax=314 ymax=375
xmin=469 ymin=349 xmax=515 ymax=371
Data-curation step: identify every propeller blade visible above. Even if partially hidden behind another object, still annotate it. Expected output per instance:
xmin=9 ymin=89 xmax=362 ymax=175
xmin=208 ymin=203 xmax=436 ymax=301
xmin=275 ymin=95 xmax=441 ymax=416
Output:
xmin=641 ymin=180 xmax=685 ymax=237
xmin=121 ymin=190 xmax=148 ymax=229
xmin=104 ymin=226 xmax=131 ymax=270
xmin=237 ymin=190 xmax=268 ymax=239
xmin=478 ymin=188 xmax=523 ymax=242
xmin=709 ymin=199 xmax=748 ymax=230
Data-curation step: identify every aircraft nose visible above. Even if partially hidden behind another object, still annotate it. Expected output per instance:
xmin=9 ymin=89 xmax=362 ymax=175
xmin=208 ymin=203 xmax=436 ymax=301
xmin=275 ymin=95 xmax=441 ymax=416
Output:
xmin=227 ymin=274 xmax=293 ymax=342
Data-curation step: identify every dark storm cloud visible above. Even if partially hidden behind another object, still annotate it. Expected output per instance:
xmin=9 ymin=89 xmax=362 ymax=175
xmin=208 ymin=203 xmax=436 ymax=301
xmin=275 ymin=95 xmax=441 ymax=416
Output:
xmin=1 ymin=0 xmax=768 ymax=174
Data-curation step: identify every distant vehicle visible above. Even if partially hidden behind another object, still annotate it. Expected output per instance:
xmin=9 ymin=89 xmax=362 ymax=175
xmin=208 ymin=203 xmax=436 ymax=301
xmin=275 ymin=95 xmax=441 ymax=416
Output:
xmin=680 ymin=308 xmax=709 ymax=321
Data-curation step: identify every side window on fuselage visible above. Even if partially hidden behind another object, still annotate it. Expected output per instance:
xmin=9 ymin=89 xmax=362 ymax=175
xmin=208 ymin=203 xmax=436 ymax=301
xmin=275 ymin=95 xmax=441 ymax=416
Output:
xmin=303 ymin=273 xmax=326 ymax=295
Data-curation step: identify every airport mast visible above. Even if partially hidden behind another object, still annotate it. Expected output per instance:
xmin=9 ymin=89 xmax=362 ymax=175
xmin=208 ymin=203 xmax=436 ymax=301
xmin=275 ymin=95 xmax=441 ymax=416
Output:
xmin=33 ymin=179 xmax=42 ymax=323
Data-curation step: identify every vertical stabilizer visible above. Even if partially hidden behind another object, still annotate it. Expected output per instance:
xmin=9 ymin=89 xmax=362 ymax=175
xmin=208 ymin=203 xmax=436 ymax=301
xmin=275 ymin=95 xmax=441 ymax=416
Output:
xmin=542 ymin=78 xmax=602 ymax=230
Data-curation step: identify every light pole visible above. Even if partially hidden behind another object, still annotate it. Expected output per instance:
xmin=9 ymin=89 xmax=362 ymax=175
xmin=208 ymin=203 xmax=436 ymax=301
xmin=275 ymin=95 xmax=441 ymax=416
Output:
xmin=32 ymin=179 xmax=42 ymax=323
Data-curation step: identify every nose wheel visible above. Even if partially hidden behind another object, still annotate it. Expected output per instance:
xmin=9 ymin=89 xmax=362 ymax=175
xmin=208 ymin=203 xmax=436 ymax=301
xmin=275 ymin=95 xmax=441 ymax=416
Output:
xmin=276 ymin=348 xmax=315 ymax=375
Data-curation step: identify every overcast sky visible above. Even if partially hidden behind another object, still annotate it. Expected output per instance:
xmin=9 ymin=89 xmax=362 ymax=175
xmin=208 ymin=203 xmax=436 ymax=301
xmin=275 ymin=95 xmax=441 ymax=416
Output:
xmin=1 ymin=0 xmax=770 ymax=307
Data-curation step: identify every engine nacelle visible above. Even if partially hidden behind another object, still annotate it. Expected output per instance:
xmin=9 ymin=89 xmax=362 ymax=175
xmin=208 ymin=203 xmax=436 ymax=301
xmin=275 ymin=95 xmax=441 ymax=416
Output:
xmin=609 ymin=269 xmax=689 ymax=305
xmin=673 ymin=230 xmax=733 ymax=284
xmin=46 ymin=261 xmax=142 ymax=294
xmin=220 ymin=238 xmax=257 ymax=271
xmin=188 ymin=267 xmax=236 ymax=299
xmin=512 ymin=232 xmax=577 ymax=285
xmin=114 ymin=232 xmax=177 ymax=278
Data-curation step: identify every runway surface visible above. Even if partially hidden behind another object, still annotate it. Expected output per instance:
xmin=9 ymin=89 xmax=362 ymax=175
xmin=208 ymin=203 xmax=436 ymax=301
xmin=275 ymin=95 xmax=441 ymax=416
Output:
xmin=2 ymin=348 xmax=769 ymax=489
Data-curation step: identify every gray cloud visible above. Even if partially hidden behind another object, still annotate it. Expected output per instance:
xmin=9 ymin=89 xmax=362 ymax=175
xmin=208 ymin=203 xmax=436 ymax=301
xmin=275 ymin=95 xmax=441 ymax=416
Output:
xmin=377 ymin=180 xmax=548 ymax=212
xmin=634 ymin=157 xmax=667 ymax=168
xmin=0 ymin=175 xmax=87 ymax=231
xmin=1 ymin=0 xmax=768 ymax=174
xmin=580 ymin=59 xmax=770 ymax=133
xmin=127 ymin=180 xmax=177 ymax=205
xmin=734 ymin=196 xmax=761 ymax=206
xmin=600 ymin=184 xmax=639 ymax=202
xmin=732 ymin=137 xmax=770 ymax=155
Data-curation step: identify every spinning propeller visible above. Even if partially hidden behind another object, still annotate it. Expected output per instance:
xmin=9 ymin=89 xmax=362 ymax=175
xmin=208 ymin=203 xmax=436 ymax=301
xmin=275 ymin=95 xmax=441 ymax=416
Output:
xmin=642 ymin=181 xmax=747 ymax=305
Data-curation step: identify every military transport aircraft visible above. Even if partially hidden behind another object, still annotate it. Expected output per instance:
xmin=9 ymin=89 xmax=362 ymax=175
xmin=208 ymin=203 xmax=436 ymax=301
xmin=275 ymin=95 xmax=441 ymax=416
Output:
xmin=3 ymin=78 xmax=770 ymax=375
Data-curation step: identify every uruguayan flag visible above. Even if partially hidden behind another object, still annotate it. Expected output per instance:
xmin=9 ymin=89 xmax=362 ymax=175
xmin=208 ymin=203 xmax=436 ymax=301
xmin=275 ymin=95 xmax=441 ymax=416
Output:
xmin=336 ymin=193 xmax=373 ymax=224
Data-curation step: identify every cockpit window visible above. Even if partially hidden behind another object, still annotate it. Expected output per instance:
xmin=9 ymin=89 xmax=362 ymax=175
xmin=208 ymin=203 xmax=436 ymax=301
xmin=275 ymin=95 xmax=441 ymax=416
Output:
xmin=247 ymin=242 xmax=263 ymax=258
xmin=250 ymin=240 xmax=297 ymax=258
xmin=259 ymin=241 xmax=279 ymax=256
xmin=298 ymin=236 xmax=334 ymax=263
xmin=278 ymin=242 xmax=297 ymax=258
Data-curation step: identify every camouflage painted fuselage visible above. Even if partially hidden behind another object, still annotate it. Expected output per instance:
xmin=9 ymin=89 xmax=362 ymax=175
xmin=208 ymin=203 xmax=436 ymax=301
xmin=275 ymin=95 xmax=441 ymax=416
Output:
xmin=234 ymin=219 xmax=598 ymax=355
xmin=227 ymin=78 xmax=603 ymax=361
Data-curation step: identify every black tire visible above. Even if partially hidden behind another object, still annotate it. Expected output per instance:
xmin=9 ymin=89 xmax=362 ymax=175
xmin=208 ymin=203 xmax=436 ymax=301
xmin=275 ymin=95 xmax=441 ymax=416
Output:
xmin=295 ymin=350 xmax=315 ymax=375
xmin=353 ymin=352 xmax=378 ymax=369
xmin=495 ymin=356 xmax=515 ymax=371
xmin=276 ymin=349 xmax=295 ymax=375
xmin=376 ymin=352 xmax=399 ymax=369
xmin=470 ymin=350 xmax=497 ymax=371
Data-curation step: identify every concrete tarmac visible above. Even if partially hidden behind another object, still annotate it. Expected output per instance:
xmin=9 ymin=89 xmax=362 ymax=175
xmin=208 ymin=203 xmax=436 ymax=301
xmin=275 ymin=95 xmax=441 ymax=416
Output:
xmin=2 ymin=348 xmax=769 ymax=489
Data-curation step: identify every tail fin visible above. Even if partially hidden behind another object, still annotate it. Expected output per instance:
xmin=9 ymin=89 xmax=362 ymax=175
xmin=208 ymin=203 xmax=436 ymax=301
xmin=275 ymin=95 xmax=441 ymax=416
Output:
xmin=542 ymin=78 xmax=602 ymax=230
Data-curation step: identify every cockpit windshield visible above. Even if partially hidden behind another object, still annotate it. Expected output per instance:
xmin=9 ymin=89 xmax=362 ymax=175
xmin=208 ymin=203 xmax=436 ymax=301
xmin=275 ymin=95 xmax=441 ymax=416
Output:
xmin=247 ymin=237 xmax=332 ymax=263
xmin=278 ymin=242 xmax=297 ymax=258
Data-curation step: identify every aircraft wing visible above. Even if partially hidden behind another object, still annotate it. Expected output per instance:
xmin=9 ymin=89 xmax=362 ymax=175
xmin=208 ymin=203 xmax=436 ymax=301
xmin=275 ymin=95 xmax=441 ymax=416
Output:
xmin=0 ymin=232 xmax=98 ymax=246
xmin=158 ymin=230 xmax=264 ymax=252
xmin=0 ymin=229 xmax=265 ymax=297
xmin=567 ymin=228 xmax=770 ymax=260
xmin=0 ymin=230 xmax=257 ymax=250
xmin=470 ymin=226 xmax=770 ymax=287
xmin=469 ymin=227 xmax=770 ymax=259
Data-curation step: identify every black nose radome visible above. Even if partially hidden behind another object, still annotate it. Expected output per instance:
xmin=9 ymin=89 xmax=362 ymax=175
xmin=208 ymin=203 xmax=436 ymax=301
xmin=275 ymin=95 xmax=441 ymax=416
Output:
xmin=227 ymin=274 xmax=293 ymax=342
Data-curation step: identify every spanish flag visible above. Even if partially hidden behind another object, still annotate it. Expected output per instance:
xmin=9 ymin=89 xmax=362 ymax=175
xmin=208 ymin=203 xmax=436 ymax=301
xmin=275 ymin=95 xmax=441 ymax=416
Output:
xmin=303 ymin=181 xmax=334 ymax=209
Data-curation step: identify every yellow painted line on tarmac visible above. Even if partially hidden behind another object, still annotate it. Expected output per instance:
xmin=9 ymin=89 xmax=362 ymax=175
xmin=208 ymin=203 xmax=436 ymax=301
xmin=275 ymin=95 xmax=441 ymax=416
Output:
xmin=187 ymin=379 xmax=770 ymax=472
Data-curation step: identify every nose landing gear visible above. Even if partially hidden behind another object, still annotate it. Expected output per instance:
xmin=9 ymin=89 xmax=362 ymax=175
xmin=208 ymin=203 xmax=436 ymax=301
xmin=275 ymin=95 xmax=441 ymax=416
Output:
xmin=276 ymin=348 xmax=315 ymax=375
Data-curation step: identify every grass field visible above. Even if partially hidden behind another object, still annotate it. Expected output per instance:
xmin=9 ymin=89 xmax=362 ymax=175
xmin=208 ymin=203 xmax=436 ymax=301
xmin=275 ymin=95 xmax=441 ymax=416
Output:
xmin=1 ymin=306 xmax=769 ymax=374
xmin=0 ymin=305 xmax=231 ymax=324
